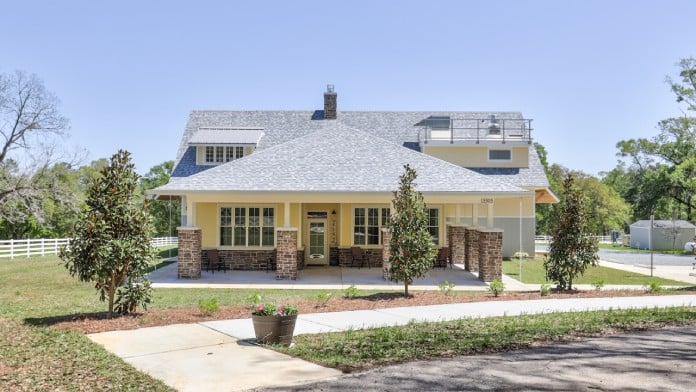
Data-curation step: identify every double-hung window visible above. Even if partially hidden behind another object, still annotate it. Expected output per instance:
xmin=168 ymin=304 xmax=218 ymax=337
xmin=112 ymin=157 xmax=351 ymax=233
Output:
xmin=353 ymin=207 xmax=390 ymax=245
xmin=220 ymin=207 xmax=274 ymax=247
xmin=427 ymin=208 xmax=440 ymax=245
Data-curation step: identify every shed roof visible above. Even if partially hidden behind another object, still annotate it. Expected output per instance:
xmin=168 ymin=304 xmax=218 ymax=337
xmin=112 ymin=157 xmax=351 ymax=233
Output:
xmin=630 ymin=220 xmax=696 ymax=229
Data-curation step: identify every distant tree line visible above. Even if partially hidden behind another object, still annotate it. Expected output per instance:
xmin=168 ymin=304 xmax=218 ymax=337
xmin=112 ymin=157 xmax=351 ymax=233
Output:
xmin=537 ymin=57 xmax=696 ymax=235
xmin=0 ymin=70 xmax=179 ymax=239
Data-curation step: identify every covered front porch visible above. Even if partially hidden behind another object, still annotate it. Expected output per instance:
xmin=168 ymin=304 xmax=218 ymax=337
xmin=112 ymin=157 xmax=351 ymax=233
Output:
xmin=149 ymin=260 xmax=496 ymax=290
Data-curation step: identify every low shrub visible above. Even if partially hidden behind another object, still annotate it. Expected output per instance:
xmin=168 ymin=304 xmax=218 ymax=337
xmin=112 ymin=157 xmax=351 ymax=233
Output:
xmin=592 ymin=279 xmax=605 ymax=291
xmin=316 ymin=290 xmax=333 ymax=308
xmin=343 ymin=285 xmax=359 ymax=299
xmin=539 ymin=284 xmax=551 ymax=296
xmin=438 ymin=280 xmax=455 ymax=295
xmin=488 ymin=279 xmax=505 ymax=297
xmin=644 ymin=280 xmax=663 ymax=293
xmin=198 ymin=298 xmax=220 ymax=316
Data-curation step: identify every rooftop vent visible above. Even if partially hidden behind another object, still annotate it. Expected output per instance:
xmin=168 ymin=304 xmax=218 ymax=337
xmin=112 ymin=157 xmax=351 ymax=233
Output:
xmin=487 ymin=114 xmax=500 ymax=135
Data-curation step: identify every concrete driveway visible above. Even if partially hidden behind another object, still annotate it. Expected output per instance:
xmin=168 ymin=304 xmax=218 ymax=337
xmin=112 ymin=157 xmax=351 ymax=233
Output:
xmin=256 ymin=326 xmax=696 ymax=391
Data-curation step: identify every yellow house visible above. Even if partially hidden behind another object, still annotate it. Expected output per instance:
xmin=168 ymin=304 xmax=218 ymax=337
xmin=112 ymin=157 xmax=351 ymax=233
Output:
xmin=151 ymin=86 xmax=556 ymax=281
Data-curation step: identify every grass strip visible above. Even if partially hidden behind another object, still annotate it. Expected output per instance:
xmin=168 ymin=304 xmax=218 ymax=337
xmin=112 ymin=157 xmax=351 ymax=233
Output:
xmin=280 ymin=307 xmax=696 ymax=372
xmin=502 ymin=258 xmax=690 ymax=285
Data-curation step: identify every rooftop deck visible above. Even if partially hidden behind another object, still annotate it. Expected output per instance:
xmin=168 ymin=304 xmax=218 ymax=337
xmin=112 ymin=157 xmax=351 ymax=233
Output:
xmin=419 ymin=116 xmax=533 ymax=145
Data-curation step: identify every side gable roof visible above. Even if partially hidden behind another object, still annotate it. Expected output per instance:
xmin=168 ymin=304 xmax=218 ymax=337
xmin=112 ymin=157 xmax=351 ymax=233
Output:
xmin=157 ymin=125 xmax=529 ymax=194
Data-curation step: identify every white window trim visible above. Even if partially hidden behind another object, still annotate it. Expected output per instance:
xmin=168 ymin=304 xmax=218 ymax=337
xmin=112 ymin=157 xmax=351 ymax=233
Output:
xmin=427 ymin=206 xmax=441 ymax=245
xmin=352 ymin=205 xmax=391 ymax=247
xmin=218 ymin=204 xmax=277 ymax=249
xmin=201 ymin=145 xmax=248 ymax=166
xmin=488 ymin=148 xmax=512 ymax=161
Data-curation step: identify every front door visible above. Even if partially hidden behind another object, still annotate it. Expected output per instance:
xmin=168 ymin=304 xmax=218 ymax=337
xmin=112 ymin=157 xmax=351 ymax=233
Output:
xmin=307 ymin=220 xmax=328 ymax=265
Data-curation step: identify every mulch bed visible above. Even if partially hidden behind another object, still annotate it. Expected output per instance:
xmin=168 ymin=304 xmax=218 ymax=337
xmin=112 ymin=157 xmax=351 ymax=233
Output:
xmin=49 ymin=289 xmax=694 ymax=334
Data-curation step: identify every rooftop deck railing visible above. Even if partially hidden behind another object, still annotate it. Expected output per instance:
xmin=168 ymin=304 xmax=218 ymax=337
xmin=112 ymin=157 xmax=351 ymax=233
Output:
xmin=420 ymin=118 xmax=533 ymax=144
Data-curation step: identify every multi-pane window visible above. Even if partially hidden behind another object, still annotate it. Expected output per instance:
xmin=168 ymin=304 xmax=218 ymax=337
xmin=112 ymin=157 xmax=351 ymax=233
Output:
xmin=205 ymin=145 xmax=246 ymax=164
xmin=428 ymin=208 xmax=439 ymax=245
xmin=489 ymin=149 xmax=511 ymax=160
xmin=220 ymin=207 xmax=274 ymax=247
xmin=354 ymin=207 xmax=390 ymax=245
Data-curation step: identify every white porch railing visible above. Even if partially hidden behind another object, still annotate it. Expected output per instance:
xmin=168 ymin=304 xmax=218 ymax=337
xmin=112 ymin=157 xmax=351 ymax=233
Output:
xmin=0 ymin=236 xmax=178 ymax=259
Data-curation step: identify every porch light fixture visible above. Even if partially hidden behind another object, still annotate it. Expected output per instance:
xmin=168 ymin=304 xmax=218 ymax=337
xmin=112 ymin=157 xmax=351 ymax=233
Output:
xmin=331 ymin=210 xmax=336 ymax=215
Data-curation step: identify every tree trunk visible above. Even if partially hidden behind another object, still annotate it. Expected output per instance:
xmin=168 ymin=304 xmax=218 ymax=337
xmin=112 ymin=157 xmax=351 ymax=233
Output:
xmin=107 ymin=276 xmax=115 ymax=318
xmin=404 ymin=282 xmax=409 ymax=297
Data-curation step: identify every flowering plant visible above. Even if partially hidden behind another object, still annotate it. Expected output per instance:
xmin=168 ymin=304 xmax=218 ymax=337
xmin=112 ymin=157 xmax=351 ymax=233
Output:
xmin=251 ymin=303 xmax=298 ymax=316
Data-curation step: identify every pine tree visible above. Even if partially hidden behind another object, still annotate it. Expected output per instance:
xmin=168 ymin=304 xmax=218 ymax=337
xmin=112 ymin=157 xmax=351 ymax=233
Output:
xmin=544 ymin=174 xmax=599 ymax=290
xmin=61 ymin=150 xmax=155 ymax=317
xmin=389 ymin=164 xmax=437 ymax=297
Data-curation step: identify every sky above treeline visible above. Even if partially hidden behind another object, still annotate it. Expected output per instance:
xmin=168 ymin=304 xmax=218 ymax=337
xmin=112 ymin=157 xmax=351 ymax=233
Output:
xmin=2 ymin=0 xmax=695 ymax=176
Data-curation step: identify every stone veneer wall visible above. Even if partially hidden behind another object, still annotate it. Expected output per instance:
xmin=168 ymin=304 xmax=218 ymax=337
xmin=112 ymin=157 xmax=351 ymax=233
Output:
xmin=275 ymin=228 xmax=298 ymax=280
xmin=464 ymin=228 xmax=479 ymax=272
xmin=477 ymin=229 xmax=503 ymax=282
xmin=447 ymin=225 xmax=466 ymax=266
xmin=337 ymin=247 xmax=383 ymax=268
xmin=381 ymin=228 xmax=392 ymax=280
xmin=201 ymin=249 xmax=274 ymax=271
xmin=177 ymin=227 xmax=201 ymax=279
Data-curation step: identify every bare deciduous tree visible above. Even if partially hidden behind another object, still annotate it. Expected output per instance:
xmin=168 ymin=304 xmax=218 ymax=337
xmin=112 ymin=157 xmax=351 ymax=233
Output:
xmin=0 ymin=70 xmax=75 ymax=237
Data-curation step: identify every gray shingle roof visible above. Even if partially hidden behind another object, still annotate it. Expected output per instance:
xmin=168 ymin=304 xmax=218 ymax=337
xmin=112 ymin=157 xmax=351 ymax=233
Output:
xmin=168 ymin=109 xmax=551 ymax=189
xmin=188 ymin=128 xmax=265 ymax=145
xmin=157 ymin=126 xmax=529 ymax=194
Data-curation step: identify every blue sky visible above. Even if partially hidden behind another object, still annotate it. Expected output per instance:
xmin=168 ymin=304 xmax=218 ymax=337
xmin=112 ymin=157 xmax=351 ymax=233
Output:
xmin=2 ymin=0 xmax=694 ymax=175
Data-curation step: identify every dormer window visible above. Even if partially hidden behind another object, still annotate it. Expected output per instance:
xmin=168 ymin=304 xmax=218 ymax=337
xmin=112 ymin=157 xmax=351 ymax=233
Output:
xmin=189 ymin=127 xmax=265 ymax=166
xmin=205 ymin=145 xmax=245 ymax=163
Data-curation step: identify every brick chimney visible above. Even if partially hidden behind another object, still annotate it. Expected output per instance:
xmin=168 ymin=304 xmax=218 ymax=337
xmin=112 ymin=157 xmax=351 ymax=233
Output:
xmin=324 ymin=84 xmax=337 ymax=120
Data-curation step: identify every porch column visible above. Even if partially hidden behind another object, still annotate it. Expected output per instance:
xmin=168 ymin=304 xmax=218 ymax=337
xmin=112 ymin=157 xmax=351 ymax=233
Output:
xmin=276 ymin=227 xmax=298 ymax=280
xmin=284 ymin=201 xmax=290 ymax=228
xmin=447 ymin=225 xmax=466 ymax=266
xmin=177 ymin=226 xmax=201 ymax=279
xmin=455 ymin=204 xmax=461 ymax=226
xmin=382 ymin=228 xmax=392 ymax=280
xmin=478 ymin=228 xmax=503 ymax=282
xmin=486 ymin=203 xmax=494 ymax=228
xmin=472 ymin=203 xmax=479 ymax=227
xmin=465 ymin=227 xmax=479 ymax=272
xmin=180 ymin=196 xmax=188 ymax=226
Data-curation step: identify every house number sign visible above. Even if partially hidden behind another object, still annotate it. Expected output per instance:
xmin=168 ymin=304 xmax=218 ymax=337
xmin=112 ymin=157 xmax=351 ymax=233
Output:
xmin=480 ymin=198 xmax=494 ymax=204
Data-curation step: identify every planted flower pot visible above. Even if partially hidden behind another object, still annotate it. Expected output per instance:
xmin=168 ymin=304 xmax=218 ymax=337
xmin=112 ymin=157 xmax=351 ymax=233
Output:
xmin=251 ymin=314 xmax=297 ymax=346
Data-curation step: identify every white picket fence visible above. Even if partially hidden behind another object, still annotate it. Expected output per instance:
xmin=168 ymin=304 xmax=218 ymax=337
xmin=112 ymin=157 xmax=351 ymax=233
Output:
xmin=535 ymin=235 xmax=615 ymax=244
xmin=0 ymin=237 xmax=178 ymax=259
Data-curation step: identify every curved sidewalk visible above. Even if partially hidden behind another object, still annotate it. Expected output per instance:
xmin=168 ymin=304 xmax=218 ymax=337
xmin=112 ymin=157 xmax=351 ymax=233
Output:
xmin=89 ymin=294 xmax=696 ymax=392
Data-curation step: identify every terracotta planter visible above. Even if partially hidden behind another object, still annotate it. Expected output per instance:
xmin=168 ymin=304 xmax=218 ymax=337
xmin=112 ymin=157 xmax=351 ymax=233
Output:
xmin=251 ymin=314 xmax=298 ymax=346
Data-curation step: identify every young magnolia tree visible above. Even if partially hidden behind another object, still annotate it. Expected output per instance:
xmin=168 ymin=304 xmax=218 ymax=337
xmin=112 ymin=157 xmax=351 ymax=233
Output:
xmin=61 ymin=150 xmax=155 ymax=317
xmin=544 ymin=174 xmax=599 ymax=290
xmin=389 ymin=164 xmax=436 ymax=297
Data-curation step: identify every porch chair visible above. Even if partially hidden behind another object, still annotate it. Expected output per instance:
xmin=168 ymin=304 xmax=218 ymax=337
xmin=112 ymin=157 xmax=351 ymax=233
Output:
xmin=350 ymin=247 xmax=369 ymax=269
xmin=205 ymin=249 xmax=226 ymax=273
xmin=266 ymin=251 xmax=277 ymax=273
xmin=434 ymin=247 xmax=450 ymax=269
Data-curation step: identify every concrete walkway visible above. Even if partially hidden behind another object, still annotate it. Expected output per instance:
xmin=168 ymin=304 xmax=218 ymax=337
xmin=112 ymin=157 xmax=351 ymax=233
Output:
xmin=88 ymin=295 xmax=696 ymax=392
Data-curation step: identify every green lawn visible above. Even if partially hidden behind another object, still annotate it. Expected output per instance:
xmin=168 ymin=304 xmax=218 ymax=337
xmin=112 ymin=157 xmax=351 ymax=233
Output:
xmin=1 ymin=254 xmax=694 ymax=389
xmin=280 ymin=307 xmax=696 ymax=371
xmin=503 ymin=258 xmax=690 ymax=286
